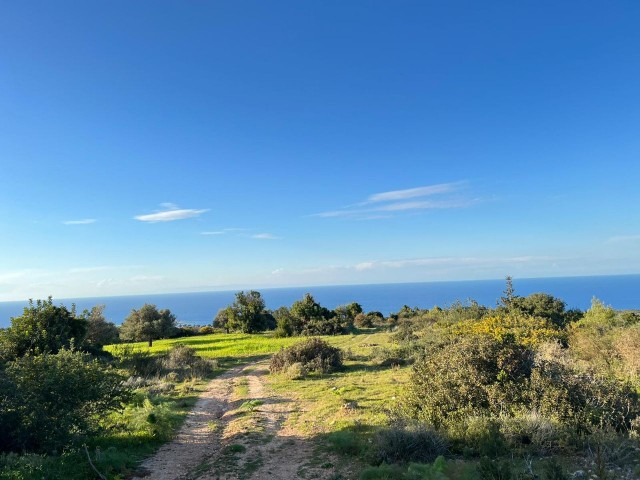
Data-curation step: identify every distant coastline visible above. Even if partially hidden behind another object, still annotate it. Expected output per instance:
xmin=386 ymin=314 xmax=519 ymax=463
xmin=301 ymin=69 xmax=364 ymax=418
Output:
xmin=1 ymin=273 xmax=638 ymax=328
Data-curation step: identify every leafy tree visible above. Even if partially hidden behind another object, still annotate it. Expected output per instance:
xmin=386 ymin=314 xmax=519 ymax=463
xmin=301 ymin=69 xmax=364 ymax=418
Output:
xmin=290 ymin=293 xmax=344 ymax=335
xmin=510 ymin=293 xmax=567 ymax=327
xmin=0 ymin=348 xmax=127 ymax=452
xmin=82 ymin=304 xmax=119 ymax=349
xmin=0 ymin=298 xmax=87 ymax=361
xmin=224 ymin=291 xmax=274 ymax=333
xmin=119 ymin=304 xmax=176 ymax=346
xmin=213 ymin=306 xmax=233 ymax=333
xmin=273 ymin=306 xmax=302 ymax=337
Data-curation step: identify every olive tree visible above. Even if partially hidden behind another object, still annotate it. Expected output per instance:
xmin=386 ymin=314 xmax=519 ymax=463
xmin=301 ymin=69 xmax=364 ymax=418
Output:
xmin=119 ymin=304 xmax=177 ymax=346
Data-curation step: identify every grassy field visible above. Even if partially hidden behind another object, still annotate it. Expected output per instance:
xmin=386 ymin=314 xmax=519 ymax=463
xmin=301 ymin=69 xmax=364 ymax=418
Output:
xmin=105 ymin=329 xmax=393 ymax=363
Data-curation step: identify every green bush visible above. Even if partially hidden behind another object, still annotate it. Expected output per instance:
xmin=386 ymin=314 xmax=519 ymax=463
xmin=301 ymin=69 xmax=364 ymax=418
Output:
xmin=326 ymin=430 xmax=362 ymax=456
xmin=404 ymin=335 xmax=533 ymax=429
xmin=162 ymin=344 xmax=213 ymax=380
xmin=119 ymin=398 xmax=177 ymax=441
xmin=0 ymin=349 xmax=127 ymax=453
xmin=368 ymin=425 xmax=448 ymax=465
xmin=499 ymin=413 xmax=567 ymax=455
xmin=269 ymin=338 xmax=342 ymax=374
xmin=477 ymin=458 xmax=512 ymax=480
xmin=0 ymin=298 xmax=87 ymax=361
xmin=359 ymin=463 xmax=405 ymax=480
xmin=448 ymin=417 xmax=507 ymax=458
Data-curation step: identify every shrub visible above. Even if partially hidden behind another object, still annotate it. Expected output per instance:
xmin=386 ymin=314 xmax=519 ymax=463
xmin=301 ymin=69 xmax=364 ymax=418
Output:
xmin=269 ymin=338 xmax=343 ymax=374
xmin=113 ymin=345 xmax=163 ymax=378
xmin=368 ymin=425 xmax=448 ymax=465
xmin=359 ymin=464 xmax=405 ymax=480
xmin=0 ymin=349 xmax=127 ymax=453
xmin=403 ymin=335 xmax=533 ymax=428
xmin=284 ymin=362 xmax=307 ymax=380
xmin=447 ymin=417 xmax=507 ymax=458
xmin=477 ymin=458 xmax=513 ymax=480
xmin=0 ymin=298 xmax=87 ymax=361
xmin=327 ymin=430 xmax=362 ymax=456
xmin=499 ymin=413 xmax=567 ymax=455
xmin=120 ymin=398 xmax=176 ymax=441
xmin=354 ymin=313 xmax=374 ymax=328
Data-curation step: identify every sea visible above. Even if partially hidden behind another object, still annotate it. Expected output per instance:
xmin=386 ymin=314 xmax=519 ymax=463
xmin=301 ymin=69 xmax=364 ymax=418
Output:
xmin=0 ymin=274 xmax=638 ymax=328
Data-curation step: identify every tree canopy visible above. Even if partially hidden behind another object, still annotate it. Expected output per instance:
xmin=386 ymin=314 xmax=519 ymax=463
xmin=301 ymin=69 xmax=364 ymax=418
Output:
xmin=218 ymin=291 xmax=274 ymax=333
xmin=119 ymin=304 xmax=177 ymax=346
xmin=0 ymin=297 xmax=87 ymax=362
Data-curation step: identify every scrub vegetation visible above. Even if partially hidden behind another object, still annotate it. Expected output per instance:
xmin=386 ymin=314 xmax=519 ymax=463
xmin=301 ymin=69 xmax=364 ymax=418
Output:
xmin=0 ymin=280 xmax=638 ymax=479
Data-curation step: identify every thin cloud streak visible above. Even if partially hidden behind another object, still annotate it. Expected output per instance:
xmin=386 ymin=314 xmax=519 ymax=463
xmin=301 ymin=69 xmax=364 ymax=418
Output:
xmin=63 ymin=219 xmax=96 ymax=225
xmin=313 ymin=181 xmax=473 ymax=219
xmin=135 ymin=204 xmax=208 ymax=223
xmin=367 ymin=182 xmax=465 ymax=203
xmin=252 ymin=233 xmax=280 ymax=240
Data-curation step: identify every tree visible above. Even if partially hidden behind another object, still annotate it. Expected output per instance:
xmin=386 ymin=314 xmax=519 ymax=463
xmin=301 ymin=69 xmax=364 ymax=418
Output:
xmin=224 ymin=291 xmax=273 ymax=333
xmin=119 ymin=304 xmax=176 ymax=346
xmin=510 ymin=293 xmax=567 ymax=327
xmin=82 ymin=304 xmax=119 ymax=349
xmin=0 ymin=297 xmax=87 ymax=361
xmin=290 ymin=293 xmax=341 ymax=335
xmin=213 ymin=306 xmax=233 ymax=333
xmin=499 ymin=275 xmax=516 ymax=308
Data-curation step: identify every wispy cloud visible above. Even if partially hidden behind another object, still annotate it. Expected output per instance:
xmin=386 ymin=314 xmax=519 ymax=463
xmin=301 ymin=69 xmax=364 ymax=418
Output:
xmin=201 ymin=231 xmax=226 ymax=236
xmin=135 ymin=204 xmax=208 ymax=223
xmin=607 ymin=234 xmax=640 ymax=243
xmin=252 ymin=233 xmax=280 ymax=240
xmin=63 ymin=219 xmax=96 ymax=225
xmin=313 ymin=181 xmax=475 ymax=219
xmin=356 ymin=255 xmax=556 ymax=270
xmin=366 ymin=182 xmax=464 ymax=203
xmin=67 ymin=265 xmax=144 ymax=274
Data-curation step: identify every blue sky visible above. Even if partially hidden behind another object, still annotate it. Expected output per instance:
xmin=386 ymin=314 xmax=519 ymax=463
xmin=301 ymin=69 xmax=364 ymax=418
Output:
xmin=1 ymin=1 xmax=639 ymax=301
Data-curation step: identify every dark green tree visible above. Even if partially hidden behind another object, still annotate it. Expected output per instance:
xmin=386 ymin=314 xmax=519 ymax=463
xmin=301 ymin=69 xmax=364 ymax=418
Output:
xmin=213 ymin=306 xmax=233 ymax=333
xmin=511 ymin=293 xmax=567 ymax=327
xmin=226 ymin=291 xmax=273 ymax=333
xmin=0 ymin=297 xmax=87 ymax=361
xmin=82 ymin=304 xmax=119 ymax=349
xmin=290 ymin=293 xmax=341 ymax=335
xmin=119 ymin=304 xmax=176 ymax=346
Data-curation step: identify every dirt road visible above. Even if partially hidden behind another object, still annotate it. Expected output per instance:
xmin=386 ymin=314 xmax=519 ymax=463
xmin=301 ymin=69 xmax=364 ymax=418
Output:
xmin=132 ymin=361 xmax=343 ymax=480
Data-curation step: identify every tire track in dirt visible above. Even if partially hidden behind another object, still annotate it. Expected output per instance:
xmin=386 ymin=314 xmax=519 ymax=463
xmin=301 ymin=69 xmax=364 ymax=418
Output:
xmin=132 ymin=361 xmax=343 ymax=480
xmin=131 ymin=364 xmax=244 ymax=480
xmin=209 ymin=363 xmax=339 ymax=480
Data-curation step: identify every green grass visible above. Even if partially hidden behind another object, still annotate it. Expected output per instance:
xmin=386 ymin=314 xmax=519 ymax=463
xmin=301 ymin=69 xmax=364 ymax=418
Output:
xmin=105 ymin=329 xmax=391 ymax=363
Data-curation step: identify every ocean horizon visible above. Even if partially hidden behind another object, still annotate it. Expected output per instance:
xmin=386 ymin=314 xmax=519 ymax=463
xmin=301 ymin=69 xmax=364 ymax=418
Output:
xmin=1 ymin=274 xmax=638 ymax=328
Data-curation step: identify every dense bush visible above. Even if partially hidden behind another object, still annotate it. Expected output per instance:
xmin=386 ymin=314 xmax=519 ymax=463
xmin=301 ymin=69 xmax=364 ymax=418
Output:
xmin=269 ymin=338 xmax=343 ymax=374
xmin=113 ymin=344 xmax=214 ymax=381
xmin=161 ymin=344 xmax=214 ymax=380
xmin=404 ymin=335 xmax=534 ymax=428
xmin=368 ymin=425 xmax=448 ymax=465
xmin=0 ymin=349 xmax=127 ymax=453
xmin=0 ymin=298 xmax=87 ymax=361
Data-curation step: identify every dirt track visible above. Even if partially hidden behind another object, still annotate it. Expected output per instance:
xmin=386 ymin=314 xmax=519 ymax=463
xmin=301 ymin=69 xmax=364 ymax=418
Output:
xmin=132 ymin=361 xmax=343 ymax=480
